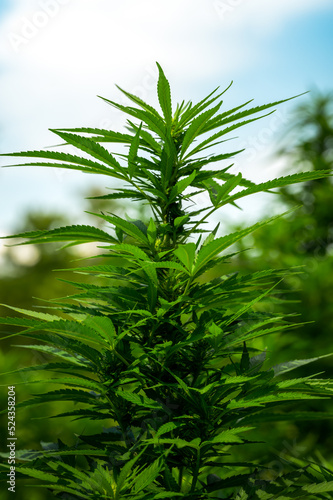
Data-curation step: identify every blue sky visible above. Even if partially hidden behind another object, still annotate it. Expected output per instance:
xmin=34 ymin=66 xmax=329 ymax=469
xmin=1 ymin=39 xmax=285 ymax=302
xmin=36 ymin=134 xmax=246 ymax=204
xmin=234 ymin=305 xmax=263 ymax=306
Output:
xmin=0 ymin=0 xmax=333 ymax=240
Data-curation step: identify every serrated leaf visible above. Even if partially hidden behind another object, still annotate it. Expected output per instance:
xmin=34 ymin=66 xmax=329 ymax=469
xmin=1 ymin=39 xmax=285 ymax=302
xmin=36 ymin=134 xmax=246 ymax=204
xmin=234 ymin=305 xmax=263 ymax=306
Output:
xmin=2 ymin=224 xmax=117 ymax=246
xmin=128 ymin=123 xmax=142 ymax=177
xmin=92 ymin=214 xmax=149 ymax=245
xmin=133 ymin=457 xmax=163 ymax=493
xmin=156 ymin=62 xmax=172 ymax=126
xmin=144 ymin=437 xmax=201 ymax=450
xmin=147 ymin=217 xmax=157 ymax=245
xmin=11 ymin=345 xmax=91 ymax=367
xmin=83 ymin=316 xmax=116 ymax=346
xmin=115 ymin=390 xmax=161 ymax=409
xmin=50 ymin=129 xmax=125 ymax=174
xmin=1 ymin=149 xmax=126 ymax=179
xmin=202 ymin=94 xmax=302 ymax=134
xmin=222 ymin=170 xmax=332 ymax=208
xmin=193 ymin=209 xmax=295 ymax=276
xmin=169 ymin=170 xmax=196 ymax=202
xmin=273 ymin=353 xmax=333 ymax=376
xmin=154 ymin=421 xmax=183 ymax=438
xmin=180 ymin=102 xmax=222 ymax=158
xmin=203 ymin=427 xmax=253 ymax=446
xmin=99 ymin=95 xmax=166 ymax=140
xmin=174 ymin=242 xmax=196 ymax=271
xmin=302 ymin=481 xmax=333 ymax=494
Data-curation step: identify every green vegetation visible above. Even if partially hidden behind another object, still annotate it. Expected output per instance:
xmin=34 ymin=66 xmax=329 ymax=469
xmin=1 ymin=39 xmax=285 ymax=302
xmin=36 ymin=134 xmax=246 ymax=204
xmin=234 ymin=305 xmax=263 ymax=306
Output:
xmin=1 ymin=65 xmax=333 ymax=499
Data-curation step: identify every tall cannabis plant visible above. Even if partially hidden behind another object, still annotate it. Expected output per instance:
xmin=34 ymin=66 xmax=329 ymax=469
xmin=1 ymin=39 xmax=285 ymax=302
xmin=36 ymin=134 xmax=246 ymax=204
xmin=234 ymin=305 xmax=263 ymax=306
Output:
xmin=1 ymin=63 xmax=333 ymax=499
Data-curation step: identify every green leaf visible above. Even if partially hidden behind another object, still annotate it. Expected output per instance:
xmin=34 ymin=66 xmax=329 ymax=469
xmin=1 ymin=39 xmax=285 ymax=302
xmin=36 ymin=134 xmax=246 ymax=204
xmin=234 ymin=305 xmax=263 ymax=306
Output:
xmin=180 ymin=102 xmax=222 ymax=158
xmin=115 ymin=446 xmax=147 ymax=495
xmin=169 ymin=170 xmax=196 ymax=202
xmin=174 ymin=242 xmax=196 ymax=271
xmin=193 ymin=209 xmax=295 ymax=276
xmin=92 ymin=214 xmax=149 ymax=244
xmin=273 ymin=353 xmax=333 ymax=376
xmin=133 ymin=457 xmax=163 ymax=493
xmin=147 ymin=217 xmax=157 ymax=245
xmin=144 ymin=438 xmax=201 ymax=450
xmin=115 ymin=390 xmax=162 ymax=409
xmin=156 ymin=62 xmax=172 ymax=126
xmin=222 ymin=170 xmax=333 ymax=208
xmin=116 ymin=86 xmax=163 ymax=121
xmin=128 ymin=123 xmax=142 ymax=177
xmin=302 ymin=481 xmax=333 ymax=494
xmin=0 ymin=304 xmax=60 ymax=321
xmin=203 ymin=426 xmax=254 ymax=446
xmin=11 ymin=345 xmax=91 ymax=368
xmin=202 ymin=93 xmax=303 ymax=134
xmin=1 ymin=149 xmax=127 ymax=180
xmin=83 ymin=316 xmax=116 ymax=346
xmin=2 ymin=224 xmax=117 ymax=246
xmin=154 ymin=421 xmax=184 ymax=438
xmin=174 ymin=215 xmax=190 ymax=228
xmin=14 ymin=467 xmax=61 ymax=483
xmin=50 ymin=129 xmax=125 ymax=174
xmin=99 ymin=95 xmax=166 ymax=140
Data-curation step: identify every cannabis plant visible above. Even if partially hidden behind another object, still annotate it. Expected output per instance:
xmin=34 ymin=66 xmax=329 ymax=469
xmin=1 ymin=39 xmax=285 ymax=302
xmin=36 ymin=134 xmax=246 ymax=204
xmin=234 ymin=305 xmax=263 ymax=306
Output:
xmin=1 ymin=64 xmax=333 ymax=499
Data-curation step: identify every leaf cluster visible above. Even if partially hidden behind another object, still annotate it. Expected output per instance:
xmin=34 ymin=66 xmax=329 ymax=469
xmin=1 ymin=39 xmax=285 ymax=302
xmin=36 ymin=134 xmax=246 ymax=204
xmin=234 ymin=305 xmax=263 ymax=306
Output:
xmin=1 ymin=63 xmax=332 ymax=498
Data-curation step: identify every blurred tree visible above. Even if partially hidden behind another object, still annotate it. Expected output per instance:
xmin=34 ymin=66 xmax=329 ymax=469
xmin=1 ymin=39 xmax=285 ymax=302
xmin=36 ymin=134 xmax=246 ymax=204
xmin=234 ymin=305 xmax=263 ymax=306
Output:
xmin=231 ymin=89 xmax=333 ymax=349
xmin=227 ymin=90 xmax=333 ymax=461
xmin=277 ymin=89 xmax=333 ymax=255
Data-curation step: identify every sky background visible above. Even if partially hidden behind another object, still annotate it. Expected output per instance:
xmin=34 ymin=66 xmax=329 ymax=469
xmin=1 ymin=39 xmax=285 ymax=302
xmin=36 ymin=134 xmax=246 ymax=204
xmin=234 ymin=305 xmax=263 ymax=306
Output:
xmin=0 ymin=0 xmax=333 ymax=240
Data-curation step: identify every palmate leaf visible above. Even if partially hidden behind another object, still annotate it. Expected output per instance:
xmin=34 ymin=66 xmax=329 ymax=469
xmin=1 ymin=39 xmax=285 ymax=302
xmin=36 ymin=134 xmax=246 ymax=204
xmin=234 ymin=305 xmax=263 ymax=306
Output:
xmin=0 ymin=148 xmax=126 ymax=177
xmin=115 ymin=390 xmax=162 ymax=410
xmin=201 ymin=93 xmax=303 ymax=134
xmin=193 ymin=209 xmax=295 ymax=277
xmin=180 ymin=102 xmax=222 ymax=158
xmin=133 ymin=457 xmax=164 ymax=494
xmin=116 ymin=84 xmax=163 ymax=121
xmin=203 ymin=426 xmax=254 ymax=446
xmin=127 ymin=121 xmax=162 ymax=154
xmin=227 ymin=392 xmax=327 ymax=410
xmin=175 ymin=82 xmax=233 ymax=132
xmin=91 ymin=213 xmax=149 ymax=245
xmin=83 ymin=315 xmax=116 ymax=345
xmin=220 ymin=169 xmax=333 ymax=207
xmin=99 ymin=95 xmax=167 ymax=140
xmin=49 ymin=129 xmax=126 ymax=174
xmin=174 ymin=242 xmax=196 ymax=271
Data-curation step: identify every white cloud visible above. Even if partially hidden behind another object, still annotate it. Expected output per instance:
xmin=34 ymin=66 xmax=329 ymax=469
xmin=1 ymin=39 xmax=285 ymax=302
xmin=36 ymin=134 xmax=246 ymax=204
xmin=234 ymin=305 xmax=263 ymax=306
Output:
xmin=0 ymin=0 xmax=332 ymax=231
